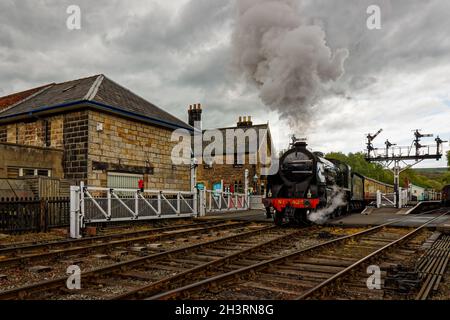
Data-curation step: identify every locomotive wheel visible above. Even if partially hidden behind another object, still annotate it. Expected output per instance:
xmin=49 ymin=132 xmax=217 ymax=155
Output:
xmin=274 ymin=211 xmax=284 ymax=226
xmin=265 ymin=207 xmax=272 ymax=219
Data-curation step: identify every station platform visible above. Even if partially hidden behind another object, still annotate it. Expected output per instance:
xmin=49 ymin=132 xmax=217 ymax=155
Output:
xmin=329 ymin=211 xmax=450 ymax=229
xmin=199 ymin=206 xmax=450 ymax=231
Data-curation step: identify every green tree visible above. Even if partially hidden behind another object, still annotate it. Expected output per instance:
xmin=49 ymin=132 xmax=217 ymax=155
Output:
xmin=447 ymin=150 xmax=450 ymax=169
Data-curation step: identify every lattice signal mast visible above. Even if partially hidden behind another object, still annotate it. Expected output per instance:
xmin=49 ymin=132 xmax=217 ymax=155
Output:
xmin=365 ymin=129 xmax=447 ymax=207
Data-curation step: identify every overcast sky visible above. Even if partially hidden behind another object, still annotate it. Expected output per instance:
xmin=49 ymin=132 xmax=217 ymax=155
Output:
xmin=1 ymin=0 xmax=449 ymax=167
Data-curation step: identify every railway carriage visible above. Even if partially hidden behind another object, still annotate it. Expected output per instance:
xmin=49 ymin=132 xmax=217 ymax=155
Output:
xmin=363 ymin=177 xmax=394 ymax=204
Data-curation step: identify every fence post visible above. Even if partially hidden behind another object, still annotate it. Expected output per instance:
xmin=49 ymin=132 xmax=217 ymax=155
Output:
xmin=193 ymin=189 xmax=198 ymax=216
xmin=39 ymin=199 xmax=47 ymax=232
xmin=199 ymin=189 xmax=206 ymax=217
xmin=376 ymin=190 xmax=381 ymax=208
xmin=70 ymin=186 xmax=81 ymax=239
xmin=157 ymin=192 xmax=162 ymax=216
xmin=135 ymin=191 xmax=139 ymax=218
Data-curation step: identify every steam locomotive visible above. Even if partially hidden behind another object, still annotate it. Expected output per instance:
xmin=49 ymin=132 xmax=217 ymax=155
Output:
xmin=263 ymin=140 xmax=365 ymax=225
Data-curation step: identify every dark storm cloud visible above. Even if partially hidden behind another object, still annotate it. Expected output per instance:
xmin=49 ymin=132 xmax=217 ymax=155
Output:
xmin=300 ymin=0 xmax=450 ymax=87
xmin=0 ymin=0 xmax=449 ymax=159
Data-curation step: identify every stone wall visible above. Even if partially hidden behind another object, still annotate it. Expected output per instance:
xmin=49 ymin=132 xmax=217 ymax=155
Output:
xmin=87 ymin=110 xmax=191 ymax=191
xmin=63 ymin=111 xmax=89 ymax=182
xmin=196 ymin=154 xmax=267 ymax=194
xmin=1 ymin=115 xmax=64 ymax=148
xmin=0 ymin=126 xmax=6 ymax=142
xmin=0 ymin=109 xmax=191 ymax=190
xmin=0 ymin=143 xmax=64 ymax=179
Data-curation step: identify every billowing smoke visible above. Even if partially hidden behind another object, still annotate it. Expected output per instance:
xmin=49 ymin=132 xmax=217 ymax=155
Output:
xmin=232 ymin=0 xmax=348 ymax=129
xmin=308 ymin=186 xmax=346 ymax=224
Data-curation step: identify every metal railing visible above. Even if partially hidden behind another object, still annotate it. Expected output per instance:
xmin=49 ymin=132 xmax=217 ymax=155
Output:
xmin=202 ymin=189 xmax=249 ymax=213
xmin=70 ymin=183 xmax=251 ymax=238
xmin=70 ymin=182 xmax=197 ymax=238
xmin=0 ymin=197 xmax=69 ymax=233
xmin=376 ymin=188 xmax=409 ymax=208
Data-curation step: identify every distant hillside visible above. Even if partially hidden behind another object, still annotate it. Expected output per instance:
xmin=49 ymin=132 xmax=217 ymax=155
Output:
xmin=413 ymin=167 xmax=448 ymax=179
xmin=326 ymin=152 xmax=449 ymax=190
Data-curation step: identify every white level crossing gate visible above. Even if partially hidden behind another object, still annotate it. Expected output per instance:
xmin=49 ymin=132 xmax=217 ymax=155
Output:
xmin=70 ymin=182 xmax=197 ymax=238
xmin=70 ymin=183 xmax=250 ymax=238
xmin=202 ymin=190 xmax=249 ymax=213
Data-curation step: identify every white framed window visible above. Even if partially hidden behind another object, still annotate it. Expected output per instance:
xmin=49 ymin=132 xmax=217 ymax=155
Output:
xmin=9 ymin=167 xmax=52 ymax=178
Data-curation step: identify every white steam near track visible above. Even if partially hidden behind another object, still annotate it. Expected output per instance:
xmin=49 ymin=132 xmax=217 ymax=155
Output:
xmin=308 ymin=186 xmax=346 ymax=224
xmin=232 ymin=0 xmax=349 ymax=130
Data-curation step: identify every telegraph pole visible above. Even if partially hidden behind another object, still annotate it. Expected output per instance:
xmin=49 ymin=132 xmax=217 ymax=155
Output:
xmin=365 ymin=129 xmax=447 ymax=208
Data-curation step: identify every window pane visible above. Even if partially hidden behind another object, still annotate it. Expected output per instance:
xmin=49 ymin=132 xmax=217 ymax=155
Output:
xmin=37 ymin=169 xmax=50 ymax=177
xmin=23 ymin=169 xmax=35 ymax=176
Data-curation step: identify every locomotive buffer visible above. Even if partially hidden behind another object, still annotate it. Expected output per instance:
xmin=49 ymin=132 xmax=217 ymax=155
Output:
xmin=365 ymin=129 xmax=447 ymax=208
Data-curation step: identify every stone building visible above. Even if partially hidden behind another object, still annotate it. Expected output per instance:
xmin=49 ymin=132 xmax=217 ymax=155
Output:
xmin=0 ymin=74 xmax=193 ymax=192
xmin=190 ymin=105 xmax=273 ymax=195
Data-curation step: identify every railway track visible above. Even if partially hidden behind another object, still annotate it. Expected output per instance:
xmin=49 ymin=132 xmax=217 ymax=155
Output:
xmin=145 ymin=209 xmax=449 ymax=300
xmin=0 ymin=223 xmax=284 ymax=299
xmin=110 ymin=226 xmax=362 ymax=300
xmin=415 ymin=233 xmax=450 ymax=300
xmin=0 ymin=220 xmax=225 ymax=252
xmin=0 ymin=220 xmax=249 ymax=268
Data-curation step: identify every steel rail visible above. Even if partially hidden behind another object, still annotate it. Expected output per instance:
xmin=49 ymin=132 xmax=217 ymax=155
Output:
xmin=0 ymin=220 xmax=227 ymax=255
xmin=415 ymin=234 xmax=450 ymax=300
xmin=147 ymin=209 xmax=448 ymax=300
xmin=111 ymin=227 xmax=311 ymax=300
xmin=0 ymin=224 xmax=275 ymax=300
xmin=295 ymin=210 xmax=449 ymax=299
xmin=0 ymin=221 xmax=250 ymax=268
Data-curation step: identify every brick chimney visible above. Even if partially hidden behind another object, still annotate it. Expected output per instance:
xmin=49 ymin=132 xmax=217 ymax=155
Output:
xmin=237 ymin=115 xmax=253 ymax=127
xmin=188 ymin=103 xmax=202 ymax=129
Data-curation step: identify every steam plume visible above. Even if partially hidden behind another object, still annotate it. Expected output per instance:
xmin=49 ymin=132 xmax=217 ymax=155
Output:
xmin=232 ymin=0 xmax=348 ymax=129
xmin=308 ymin=186 xmax=346 ymax=224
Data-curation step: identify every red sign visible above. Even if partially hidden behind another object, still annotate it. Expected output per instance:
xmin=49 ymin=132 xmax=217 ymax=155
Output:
xmin=138 ymin=179 xmax=144 ymax=191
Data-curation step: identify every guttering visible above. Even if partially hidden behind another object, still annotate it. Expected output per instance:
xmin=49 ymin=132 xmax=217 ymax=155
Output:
xmin=0 ymin=100 xmax=194 ymax=132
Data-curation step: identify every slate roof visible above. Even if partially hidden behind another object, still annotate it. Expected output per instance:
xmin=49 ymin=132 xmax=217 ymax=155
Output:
xmin=0 ymin=74 xmax=192 ymax=131
xmin=0 ymin=83 xmax=54 ymax=112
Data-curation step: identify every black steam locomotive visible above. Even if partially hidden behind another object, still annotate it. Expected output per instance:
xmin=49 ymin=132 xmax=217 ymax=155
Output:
xmin=263 ymin=139 xmax=364 ymax=225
